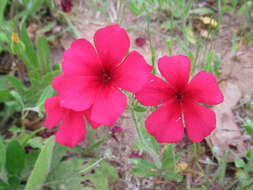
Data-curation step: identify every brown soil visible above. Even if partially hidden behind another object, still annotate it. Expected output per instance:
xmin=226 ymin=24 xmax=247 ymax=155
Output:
xmin=46 ymin=1 xmax=253 ymax=189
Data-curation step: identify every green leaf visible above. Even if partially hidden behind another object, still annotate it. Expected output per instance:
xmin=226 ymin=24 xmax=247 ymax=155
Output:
xmin=25 ymin=136 xmax=55 ymax=190
xmin=162 ymin=144 xmax=180 ymax=171
xmin=20 ymin=23 xmax=38 ymax=69
xmin=0 ymin=0 xmax=8 ymax=22
xmin=36 ymin=85 xmax=54 ymax=112
xmin=100 ymin=161 xmax=117 ymax=182
xmin=129 ymin=0 xmax=144 ymax=15
xmin=10 ymin=90 xmax=24 ymax=108
xmin=51 ymin=158 xmax=84 ymax=180
xmin=89 ymin=173 xmax=107 ymax=190
xmin=0 ymin=32 xmax=8 ymax=43
xmin=22 ymin=128 xmax=45 ymax=147
xmin=235 ymin=157 xmax=246 ymax=168
xmin=83 ymin=137 xmax=106 ymax=155
xmin=247 ymin=149 xmax=253 ymax=161
xmin=37 ymin=36 xmax=51 ymax=74
xmin=134 ymin=104 xmax=147 ymax=112
xmin=8 ymin=76 xmax=26 ymax=96
xmin=243 ymin=118 xmax=253 ymax=138
xmin=68 ymin=176 xmax=84 ymax=190
xmin=190 ymin=7 xmax=214 ymax=15
xmin=204 ymin=52 xmax=215 ymax=72
xmin=185 ymin=27 xmax=196 ymax=44
xmin=24 ymin=0 xmax=44 ymax=20
xmin=163 ymin=172 xmax=182 ymax=182
xmin=237 ymin=1 xmax=252 ymax=16
xmin=27 ymin=137 xmax=44 ymax=149
xmin=50 ymin=143 xmax=67 ymax=171
xmin=0 ymin=180 xmax=8 ymax=190
xmin=131 ymin=158 xmax=158 ymax=177
xmin=47 ymin=158 xmax=84 ymax=190
xmin=41 ymin=70 xmax=61 ymax=87
xmin=0 ymin=137 xmax=5 ymax=172
xmin=218 ymin=150 xmax=227 ymax=185
xmin=0 ymin=90 xmax=12 ymax=102
xmin=0 ymin=76 xmax=12 ymax=102
xmin=11 ymin=39 xmax=26 ymax=57
xmin=6 ymin=140 xmax=26 ymax=176
xmin=86 ymin=161 xmax=117 ymax=190
xmin=22 ymin=150 xmax=40 ymax=178
xmin=37 ymin=21 xmax=57 ymax=34
xmin=138 ymin=122 xmax=159 ymax=154
xmin=8 ymin=175 xmax=22 ymax=190
xmin=84 ymin=187 xmax=93 ymax=190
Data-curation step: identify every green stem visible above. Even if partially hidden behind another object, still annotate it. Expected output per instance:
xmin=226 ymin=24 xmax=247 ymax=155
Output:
xmin=58 ymin=11 xmax=81 ymax=39
xmin=22 ymin=127 xmax=45 ymax=146
xmin=117 ymin=0 xmax=123 ymax=25
xmin=130 ymin=108 xmax=161 ymax=169
xmin=20 ymin=109 xmax=26 ymax=136
xmin=192 ymin=142 xmax=198 ymax=160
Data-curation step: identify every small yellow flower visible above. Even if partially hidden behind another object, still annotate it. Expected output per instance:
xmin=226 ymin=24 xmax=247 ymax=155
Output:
xmin=176 ymin=162 xmax=188 ymax=172
xmin=11 ymin=33 xmax=19 ymax=43
xmin=199 ymin=16 xmax=218 ymax=28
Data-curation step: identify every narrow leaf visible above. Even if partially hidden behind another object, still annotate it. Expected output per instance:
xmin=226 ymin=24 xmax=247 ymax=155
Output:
xmin=25 ymin=136 xmax=55 ymax=190
xmin=8 ymin=76 xmax=26 ymax=95
xmin=0 ymin=137 xmax=5 ymax=172
xmin=20 ymin=23 xmax=38 ymax=69
xmin=37 ymin=36 xmax=51 ymax=74
xmin=10 ymin=90 xmax=24 ymax=108
xmin=0 ymin=0 xmax=8 ymax=22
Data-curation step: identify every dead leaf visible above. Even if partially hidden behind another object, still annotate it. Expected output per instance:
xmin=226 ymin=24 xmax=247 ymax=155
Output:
xmin=27 ymin=23 xmax=39 ymax=39
xmin=206 ymin=82 xmax=248 ymax=162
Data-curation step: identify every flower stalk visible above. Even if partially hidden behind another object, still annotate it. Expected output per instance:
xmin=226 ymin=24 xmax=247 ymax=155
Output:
xmin=130 ymin=107 xmax=162 ymax=169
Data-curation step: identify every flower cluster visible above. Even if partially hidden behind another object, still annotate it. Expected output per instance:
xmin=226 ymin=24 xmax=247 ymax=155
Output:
xmin=45 ymin=24 xmax=224 ymax=147
xmin=45 ymin=25 xmax=152 ymax=147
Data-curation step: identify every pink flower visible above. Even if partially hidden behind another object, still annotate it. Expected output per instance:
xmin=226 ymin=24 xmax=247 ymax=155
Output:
xmin=61 ymin=0 xmax=73 ymax=13
xmin=53 ymin=25 xmax=152 ymax=126
xmin=135 ymin=55 xmax=224 ymax=143
xmin=44 ymin=96 xmax=100 ymax=147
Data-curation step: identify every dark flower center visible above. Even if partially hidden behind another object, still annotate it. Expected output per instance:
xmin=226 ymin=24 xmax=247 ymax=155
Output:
xmin=101 ymin=72 xmax=112 ymax=83
xmin=175 ymin=90 xmax=184 ymax=102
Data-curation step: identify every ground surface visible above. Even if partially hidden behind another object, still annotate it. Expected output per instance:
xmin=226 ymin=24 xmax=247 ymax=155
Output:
xmin=48 ymin=1 xmax=253 ymax=189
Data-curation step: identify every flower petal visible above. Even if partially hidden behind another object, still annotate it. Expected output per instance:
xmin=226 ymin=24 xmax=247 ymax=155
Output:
xmin=84 ymin=108 xmax=101 ymax=129
xmin=94 ymin=24 xmax=130 ymax=69
xmin=114 ymin=51 xmax=152 ymax=93
xmin=183 ymin=100 xmax=216 ymax=142
xmin=186 ymin=71 xmax=224 ymax=105
xmin=145 ymin=99 xmax=184 ymax=143
xmin=135 ymin=75 xmax=173 ymax=106
xmin=158 ymin=55 xmax=191 ymax=90
xmin=55 ymin=110 xmax=86 ymax=148
xmin=53 ymin=74 xmax=97 ymax=111
xmin=62 ymin=39 xmax=102 ymax=76
xmin=44 ymin=96 xmax=64 ymax=129
xmin=91 ymin=87 xmax=127 ymax=126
